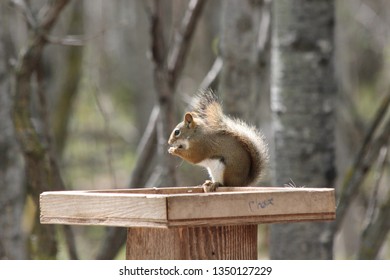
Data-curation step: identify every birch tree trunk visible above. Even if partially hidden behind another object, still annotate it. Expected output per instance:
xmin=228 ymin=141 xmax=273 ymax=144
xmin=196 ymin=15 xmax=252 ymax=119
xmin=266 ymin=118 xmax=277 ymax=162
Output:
xmin=270 ymin=0 xmax=336 ymax=259
xmin=218 ymin=0 xmax=267 ymax=122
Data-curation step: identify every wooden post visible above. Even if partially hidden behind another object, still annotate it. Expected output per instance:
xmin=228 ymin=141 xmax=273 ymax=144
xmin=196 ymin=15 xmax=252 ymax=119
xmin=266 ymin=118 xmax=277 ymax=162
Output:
xmin=126 ymin=225 xmax=257 ymax=260
xmin=40 ymin=186 xmax=336 ymax=260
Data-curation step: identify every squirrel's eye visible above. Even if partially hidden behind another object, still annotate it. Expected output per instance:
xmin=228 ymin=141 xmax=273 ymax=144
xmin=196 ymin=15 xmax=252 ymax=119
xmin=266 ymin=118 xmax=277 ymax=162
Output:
xmin=174 ymin=129 xmax=181 ymax=137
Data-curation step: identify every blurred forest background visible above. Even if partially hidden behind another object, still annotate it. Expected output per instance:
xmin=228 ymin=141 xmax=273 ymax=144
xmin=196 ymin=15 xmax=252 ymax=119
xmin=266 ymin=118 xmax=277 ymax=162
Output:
xmin=0 ymin=0 xmax=389 ymax=259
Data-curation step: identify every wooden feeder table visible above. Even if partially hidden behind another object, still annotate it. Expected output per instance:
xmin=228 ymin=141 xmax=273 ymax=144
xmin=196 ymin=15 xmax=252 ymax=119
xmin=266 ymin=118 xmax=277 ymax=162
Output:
xmin=40 ymin=186 xmax=335 ymax=259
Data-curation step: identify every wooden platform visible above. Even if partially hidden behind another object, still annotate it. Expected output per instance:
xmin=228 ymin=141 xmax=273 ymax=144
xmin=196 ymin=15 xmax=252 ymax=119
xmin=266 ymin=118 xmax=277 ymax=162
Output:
xmin=40 ymin=186 xmax=335 ymax=228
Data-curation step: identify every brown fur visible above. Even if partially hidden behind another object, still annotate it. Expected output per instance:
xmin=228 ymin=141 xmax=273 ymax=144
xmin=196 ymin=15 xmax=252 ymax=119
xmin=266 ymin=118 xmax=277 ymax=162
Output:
xmin=168 ymin=90 xmax=268 ymax=186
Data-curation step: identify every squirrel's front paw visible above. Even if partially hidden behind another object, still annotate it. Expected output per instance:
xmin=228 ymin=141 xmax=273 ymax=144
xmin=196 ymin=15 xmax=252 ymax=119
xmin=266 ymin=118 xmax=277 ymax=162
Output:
xmin=168 ymin=146 xmax=176 ymax=154
xmin=202 ymin=180 xmax=221 ymax=192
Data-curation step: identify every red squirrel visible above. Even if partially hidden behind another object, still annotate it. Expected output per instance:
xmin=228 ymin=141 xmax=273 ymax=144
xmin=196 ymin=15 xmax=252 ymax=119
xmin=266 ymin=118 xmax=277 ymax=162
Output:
xmin=168 ymin=90 xmax=268 ymax=192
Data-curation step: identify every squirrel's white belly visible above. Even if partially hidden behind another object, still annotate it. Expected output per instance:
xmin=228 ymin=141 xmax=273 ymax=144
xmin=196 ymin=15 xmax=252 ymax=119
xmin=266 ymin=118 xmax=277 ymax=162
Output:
xmin=197 ymin=158 xmax=225 ymax=184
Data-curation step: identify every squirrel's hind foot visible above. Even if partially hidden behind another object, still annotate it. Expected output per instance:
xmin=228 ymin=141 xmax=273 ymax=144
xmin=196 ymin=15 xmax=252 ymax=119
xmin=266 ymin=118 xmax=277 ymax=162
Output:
xmin=202 ymin=180 xmax=222 ymax=193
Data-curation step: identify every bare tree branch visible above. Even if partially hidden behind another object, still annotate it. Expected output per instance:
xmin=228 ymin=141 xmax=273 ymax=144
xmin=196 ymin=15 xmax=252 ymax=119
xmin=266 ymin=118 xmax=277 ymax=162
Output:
xmin=335 ymin=93 xmax=390 ymax=232
xmin=167 ymin=0 xmax=206 ymax=88
xmin=129 ymin=105 xmax=160 ymax=188
xmin=150 ymin=0 xmax=207 ymax=186
xmin=44 ymin=34 xmax=87 ymax=46
xmin=355 ymin=145 xmax=390 ymax=259
xmin=199 ymin=56 xmax=223 ymax=90
xmin=364 ymin=146 xmax=388 ymax=228
xmin=149 ymin=0 xmax=176 ymax=188
xmin=358 ymin=190 xmax=390 ymax=259
xmin=96 ymin=0 xmax=207 ymax=259
xmin=354 ymin=2 xmax=389 ymax=48
xmin=9 ymin=0 xmax=37 ymax=29
xmin=150 ymin=0 xmax=166 ymax=69
xmin=354 ymin=93 xmax=390 ymax=171
xmin=38 ymin=0 xmax=69 ymax=31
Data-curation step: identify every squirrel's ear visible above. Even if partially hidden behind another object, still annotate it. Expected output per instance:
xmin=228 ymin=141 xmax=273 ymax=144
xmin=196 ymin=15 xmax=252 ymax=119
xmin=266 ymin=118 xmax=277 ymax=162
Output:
xmin=184 ymin=113 xmax=195 ymax=128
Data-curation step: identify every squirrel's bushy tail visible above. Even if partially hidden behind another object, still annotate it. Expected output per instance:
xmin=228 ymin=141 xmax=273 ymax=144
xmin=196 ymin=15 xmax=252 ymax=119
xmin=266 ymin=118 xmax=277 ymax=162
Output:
xmin=191 ymin=89 xmax=269 ymax=185
xmin=191 ymin=90 xmax=224 ymax=127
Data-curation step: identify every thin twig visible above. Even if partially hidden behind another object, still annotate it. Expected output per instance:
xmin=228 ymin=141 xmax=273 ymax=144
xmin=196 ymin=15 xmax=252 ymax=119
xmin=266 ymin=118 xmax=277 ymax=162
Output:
xmin=43 ymin=34 xmax=88 ymax=46
xmin=358 ymin=189 xmax=390 ymax=259
xmin=354 ymin=93 xmax=390 ymax=170
xmin=355 ymin=2 xmax=389 ymax=48
xmin=93 ymin=88 xmax=118 ymax=188
xmin=129 ymin=105 xmax=159 ymax=188
xmin=9 ymin=0 xmax=38 ymax=29
xmin=363 ymin=146 xmax=388 ymax=229
xmin=199 ymin=56 xmax=223 ymax=90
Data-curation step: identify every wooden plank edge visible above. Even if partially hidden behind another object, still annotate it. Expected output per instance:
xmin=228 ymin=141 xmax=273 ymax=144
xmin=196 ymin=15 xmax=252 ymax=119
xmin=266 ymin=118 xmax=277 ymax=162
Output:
xmin=40 ymin=216 xmax=170 ymax=228
xmin=165 ymin=212 xmax=335 ymax=227
xmin=40 ymin=186 xmax=334 ymax=196
xmin=40 ymin=212 xmax=335 ymax=228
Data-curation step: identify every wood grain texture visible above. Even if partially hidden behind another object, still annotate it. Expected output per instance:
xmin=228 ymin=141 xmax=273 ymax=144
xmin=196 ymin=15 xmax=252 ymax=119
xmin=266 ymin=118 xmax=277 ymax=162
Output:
xmin=126 ymin=225 xmax=257 ymax=260
xmin=40 ymin=187 xmax=336 ymax=227
xmin=167 ymin=188 xmax=334 ymax=219
xmin=40 ymin=192 xmax=168 ymax=227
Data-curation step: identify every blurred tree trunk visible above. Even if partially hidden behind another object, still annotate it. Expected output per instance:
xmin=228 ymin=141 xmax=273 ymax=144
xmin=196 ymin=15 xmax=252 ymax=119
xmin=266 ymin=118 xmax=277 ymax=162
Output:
xmin=269 ymin=0 xmax=336 ymax=259
xmin=0 ymin=6 xmax=27 ymax=259
xmin=11 ymin=0 xmax=71 ymax=259
xmin=151 ymin=0 xmax=177 ymax=187
xmin=219 ymin=0 xmax=269 ymax=123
